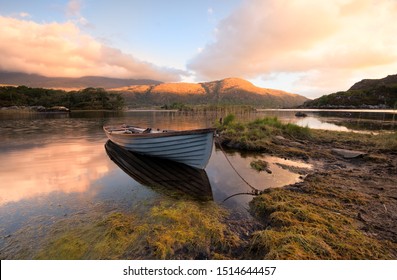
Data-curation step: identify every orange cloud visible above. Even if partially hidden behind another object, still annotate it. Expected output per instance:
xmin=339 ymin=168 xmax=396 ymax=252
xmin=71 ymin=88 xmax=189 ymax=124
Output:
xmin=188 ymin=0 xmax=397 ymax=96
xmin=0 ymin=16 xmax=184 ymax=81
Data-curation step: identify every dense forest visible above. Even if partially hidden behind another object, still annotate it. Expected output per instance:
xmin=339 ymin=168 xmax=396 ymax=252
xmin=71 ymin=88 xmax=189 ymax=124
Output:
xmin=0 ymin=86 xmax=124 ymax=110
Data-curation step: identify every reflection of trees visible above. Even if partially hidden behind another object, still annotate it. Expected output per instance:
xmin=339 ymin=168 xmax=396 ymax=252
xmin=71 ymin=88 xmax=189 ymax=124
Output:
xmin=315 ymin=111 xmax=397 ymax=131
xmin=329 ymin=119 xmax=396 ymax=131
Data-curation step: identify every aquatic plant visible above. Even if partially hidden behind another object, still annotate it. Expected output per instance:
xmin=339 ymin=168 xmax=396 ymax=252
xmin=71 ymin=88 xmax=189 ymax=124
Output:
xmin=143 ymin=200 xmax=238 ymax=259
xmin=35 ymin=199 xmax=240 ymax=260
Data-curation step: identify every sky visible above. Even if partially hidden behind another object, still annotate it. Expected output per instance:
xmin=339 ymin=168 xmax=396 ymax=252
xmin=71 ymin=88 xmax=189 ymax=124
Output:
xmin=1 ymin=0 xmax=397 ymax=99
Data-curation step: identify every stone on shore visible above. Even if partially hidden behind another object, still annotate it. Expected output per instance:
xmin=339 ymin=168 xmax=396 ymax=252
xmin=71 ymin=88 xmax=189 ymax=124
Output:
xmin=331 ymin=148 xmax=367 ymax=159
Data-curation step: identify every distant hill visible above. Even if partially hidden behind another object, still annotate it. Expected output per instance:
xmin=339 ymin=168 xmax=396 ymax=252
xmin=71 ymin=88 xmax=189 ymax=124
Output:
xmin=302 ymin=74 xmax=397 ymax=109
xmin=115 ymin=78 xmax=308 ymax=108
xmin=0 ymin=71 xmax=162 ymax=89
xmin=0 ymin=72 xmax=308 ymax=108
xmin=348 ymin=74 xmax=397 ymax=91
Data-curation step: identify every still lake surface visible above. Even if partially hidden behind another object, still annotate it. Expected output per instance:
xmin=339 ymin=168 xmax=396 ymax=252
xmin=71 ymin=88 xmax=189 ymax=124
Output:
xmin=0 ymin=109 xmax=395 ymax=258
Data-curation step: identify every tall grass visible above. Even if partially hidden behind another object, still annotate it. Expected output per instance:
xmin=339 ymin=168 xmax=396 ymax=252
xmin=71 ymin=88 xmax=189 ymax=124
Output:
xmin=218 ymin=115 xmax=312 ymax=150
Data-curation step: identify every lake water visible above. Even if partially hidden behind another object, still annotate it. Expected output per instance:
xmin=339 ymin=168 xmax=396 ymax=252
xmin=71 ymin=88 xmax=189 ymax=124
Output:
xmin=0 ymin=109 xmax=394 ymax=258
xmin=257 ymin=109 xmax=397 ymax=131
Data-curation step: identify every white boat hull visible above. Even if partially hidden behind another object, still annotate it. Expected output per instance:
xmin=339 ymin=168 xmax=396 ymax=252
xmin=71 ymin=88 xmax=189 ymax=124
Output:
xmin=103 ymin=126 xmax=215 ymax=169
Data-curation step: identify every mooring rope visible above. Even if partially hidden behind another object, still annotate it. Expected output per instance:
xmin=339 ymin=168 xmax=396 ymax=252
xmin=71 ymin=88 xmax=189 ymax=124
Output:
xmin=221 ymin=192 xmax=259 ymax=203
xmin=215 ymin=135 xmax=261 ymax=194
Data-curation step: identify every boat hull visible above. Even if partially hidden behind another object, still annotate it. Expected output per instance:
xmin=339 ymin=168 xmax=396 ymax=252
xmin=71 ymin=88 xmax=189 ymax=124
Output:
xmin=103 ymin=126 xmax=215 ymax=169
xmin=105 ymin=140 xmax=213 ymax=200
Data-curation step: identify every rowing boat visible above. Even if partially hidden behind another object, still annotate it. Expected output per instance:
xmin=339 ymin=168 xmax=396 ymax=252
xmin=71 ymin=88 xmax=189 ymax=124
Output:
xmin=105 ymin=140 xmax=213 ymax=200
xmin=103 ymin=124 xmax=215 ymax=169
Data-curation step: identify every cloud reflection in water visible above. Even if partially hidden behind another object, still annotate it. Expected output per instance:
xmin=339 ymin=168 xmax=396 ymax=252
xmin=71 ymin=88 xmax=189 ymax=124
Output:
xmin=0 ymin=140 xmax=110 ymax=205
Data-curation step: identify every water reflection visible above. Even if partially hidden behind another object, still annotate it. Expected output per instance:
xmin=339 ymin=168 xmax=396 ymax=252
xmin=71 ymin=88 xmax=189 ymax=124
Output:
xmin=207 ymin=149 xmax=312 ymax=207
xmin=105 ymin=140 xmax=213 ymax=200
xmin=257 ymin=109 xmax=397 ymax=131
xmin=0 ymin=139 xmax=109 ymax=206
xmin=295 ymin=117 xmax=351 ymax=131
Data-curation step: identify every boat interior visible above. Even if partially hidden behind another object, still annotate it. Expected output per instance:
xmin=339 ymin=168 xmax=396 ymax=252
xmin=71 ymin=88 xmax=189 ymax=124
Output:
xmin=107 ymin=125 xmax=173 ymax=134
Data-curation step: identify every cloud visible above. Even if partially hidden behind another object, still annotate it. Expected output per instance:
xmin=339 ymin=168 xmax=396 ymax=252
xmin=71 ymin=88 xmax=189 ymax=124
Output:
xmin=66 ymin=0 xmax=82 ymax=18
xmin=65 ymin=0 xmax=89 ymax=27
xmin=18 ymin=12 xmax=30 ymax=18
xmin=188 ymin=0 xmax=397 ymax=96
xmin=0 ymin=16 xmax=184 ymax=81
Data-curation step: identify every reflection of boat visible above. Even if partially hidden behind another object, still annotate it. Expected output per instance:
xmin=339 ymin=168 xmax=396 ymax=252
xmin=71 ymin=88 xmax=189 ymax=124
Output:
xmin=103 ymin=125 xmax=215 ymax=169
xmin=105 ymin=140 xmax=213 ymax=200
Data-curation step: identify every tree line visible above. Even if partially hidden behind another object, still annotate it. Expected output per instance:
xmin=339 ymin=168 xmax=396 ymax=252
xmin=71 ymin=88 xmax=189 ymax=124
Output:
xmin=0 ymin=86 xmax=124 ymax=110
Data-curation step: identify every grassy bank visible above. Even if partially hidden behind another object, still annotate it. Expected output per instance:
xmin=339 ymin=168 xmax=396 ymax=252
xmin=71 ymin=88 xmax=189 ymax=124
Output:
xmin=218 ymin=115 xmax=397 ymax=259
xmin=217 ymin=115 xmax=397 ymax=156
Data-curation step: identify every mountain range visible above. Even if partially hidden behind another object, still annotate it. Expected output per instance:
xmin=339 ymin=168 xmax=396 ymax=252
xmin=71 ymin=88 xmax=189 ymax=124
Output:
xmin=115 ymin=78 xmax=308 ymax=108
xmin=0 ymin=72 xmax=308 ymax=108
xmin=0 ymin=71 xmax=161 ymax=89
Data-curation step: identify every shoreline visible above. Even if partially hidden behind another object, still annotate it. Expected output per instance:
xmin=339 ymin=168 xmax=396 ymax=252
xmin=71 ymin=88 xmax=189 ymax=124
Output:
xmin=257 ymin=108 xmax=397 ymax=114
xmin=2 ymin=106 xmax=396 ymax=114
xmin=217 ymin=116 xmax=397 ymax=259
